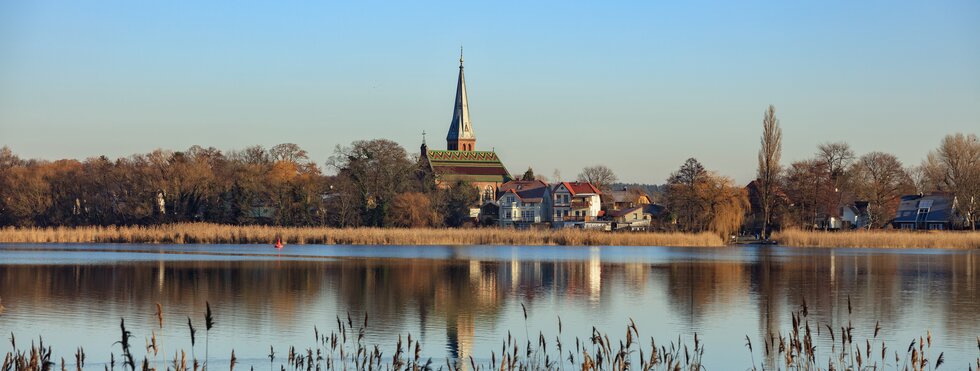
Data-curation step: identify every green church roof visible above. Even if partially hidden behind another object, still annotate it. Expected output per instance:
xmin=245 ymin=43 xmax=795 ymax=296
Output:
xmin=424 ymin=150 xmax=511 ymax=184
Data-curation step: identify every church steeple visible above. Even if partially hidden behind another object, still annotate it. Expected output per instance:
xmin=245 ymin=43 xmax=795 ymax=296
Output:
xmin=447 ymin=47 xmax=476 ymax=151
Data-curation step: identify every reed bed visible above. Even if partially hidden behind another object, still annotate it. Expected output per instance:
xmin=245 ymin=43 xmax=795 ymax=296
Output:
xmin=0 ymin=223 xmax=723 ymax=247
xmin=775 ymin=228 xmax=980 ymax=249
xmin=3 ymin=301 xmax=976 ymax=371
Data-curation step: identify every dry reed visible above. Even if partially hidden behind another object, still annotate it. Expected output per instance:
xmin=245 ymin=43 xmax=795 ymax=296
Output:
xmin=774 ymin=228 xmax=980 ymax=249
xmin=3 ymin=303 xmax=974 ymax=371
xmin=0 ymin=223 xmax=724 ymax=247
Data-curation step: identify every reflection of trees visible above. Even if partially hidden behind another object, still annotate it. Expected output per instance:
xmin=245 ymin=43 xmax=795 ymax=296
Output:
xmin=1 ymin=251 xmax=976 ymax=365
xmin=663 ymin=262 xmax=749 ymax=325
xmin=0 ymin=260 xmax=336 ymax=325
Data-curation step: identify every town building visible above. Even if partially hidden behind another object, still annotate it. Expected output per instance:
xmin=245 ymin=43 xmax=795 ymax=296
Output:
xmin=553 ymin=182 xmax=603 ymax=227
xmin=891 ymin=193 xmax=958 ymax=230
xmin=604 ymin=188 xmax=652 ymax=211
xmin=419 ymin=51 xmax=511 ymax=208
xmin=496 ymin=180 xmax=553 ymax=227
xmin=606 ymin=206 xmax=651 ymax=230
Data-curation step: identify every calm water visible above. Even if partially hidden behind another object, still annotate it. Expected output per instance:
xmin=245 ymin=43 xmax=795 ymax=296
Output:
xmin=0 ymin=244 xmax=977 ymax=369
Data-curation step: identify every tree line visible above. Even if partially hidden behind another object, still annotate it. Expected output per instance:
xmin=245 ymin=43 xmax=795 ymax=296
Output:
xmin=748 ymin=106 xmax=980 ymax=235
xmin=1 ymin=109 xmax=977 ymax=233
xmin=0 ymin=140 xmax=476 ymax=228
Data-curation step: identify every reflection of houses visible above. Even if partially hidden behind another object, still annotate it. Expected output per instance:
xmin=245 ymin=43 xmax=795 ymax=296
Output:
xmin=553 ymin=182 xmax=603 ymax=226
xmin=496 ymin=180 xmax=553 ymax=227
xmin=891 ymin=193 xmax=958 ymax=230
xmin=419 ymin=52 xmax=512 ymax=215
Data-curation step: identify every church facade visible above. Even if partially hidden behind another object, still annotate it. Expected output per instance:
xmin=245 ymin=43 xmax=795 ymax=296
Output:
xmin=420 ymin=52 xmax=511 ymax=206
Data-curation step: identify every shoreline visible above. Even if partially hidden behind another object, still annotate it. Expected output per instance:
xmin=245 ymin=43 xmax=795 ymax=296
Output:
xmin=0 ymin=223 xmax=977 ymax=249
xmin=0 ymin=223 xmax=724 ymax=247
xmin=773 ymin=229 xmax=980 ymax=249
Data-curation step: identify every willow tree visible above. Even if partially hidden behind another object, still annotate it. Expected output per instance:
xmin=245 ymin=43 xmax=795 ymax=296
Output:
xmin=703 ymin=173 xmax=750 ymax=242
xmin=757 ymin=105 xmax=782 ymax=239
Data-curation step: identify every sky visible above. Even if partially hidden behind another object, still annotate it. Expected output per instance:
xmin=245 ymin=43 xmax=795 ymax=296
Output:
xmin=1 ymin=1 xmax=978 ymax=184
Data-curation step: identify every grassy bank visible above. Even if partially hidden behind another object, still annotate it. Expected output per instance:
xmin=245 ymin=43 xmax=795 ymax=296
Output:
xmin=774 ymin=228 xmax=980 ymax=249
xmin=0 ymin=223 xmax=724 ymax=247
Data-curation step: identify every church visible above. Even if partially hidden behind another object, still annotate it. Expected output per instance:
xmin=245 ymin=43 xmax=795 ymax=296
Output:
xmin=419 ymin=51 xmax=512 ymax=205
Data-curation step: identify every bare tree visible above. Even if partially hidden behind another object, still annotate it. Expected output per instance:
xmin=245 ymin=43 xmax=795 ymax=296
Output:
xmin=577 ymin=165 xmax=618 ymax=192
xmin=757 ymin=105 xmax=782 ymax=239
xmin=922 ymin=133 xmax=980 ymax=229
xmin=851 ymin=152 xmax=914 ymax=228
xmin=665 ymin=158 xmax=708 ymax=231
xmin=269 ymin=143 xmax=309 ymax=164
xmin=783 ymin=159 xmax=831 ymax=229
xmin=551 ymin=169 xmax=562 ymax=183
xmin=328 ymin=139 xmax=414 ymax=227
xmin=815 ymin=142 xmax=855 ymax=221
xmin=816 ymin=142 xmax=855 ymax=180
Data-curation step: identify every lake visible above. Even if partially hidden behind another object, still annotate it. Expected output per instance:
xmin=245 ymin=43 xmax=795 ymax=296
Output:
xmin=0 ymin=244 xmax=977 ymax=369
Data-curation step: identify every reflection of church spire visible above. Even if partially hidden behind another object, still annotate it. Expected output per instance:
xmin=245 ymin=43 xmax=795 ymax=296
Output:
xmin=446 ymin=313 xmax=474 ymax=371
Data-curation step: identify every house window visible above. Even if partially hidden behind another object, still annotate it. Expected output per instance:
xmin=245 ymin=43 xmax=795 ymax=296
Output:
xmin=505 ymin=211 xmax=512 ymax=219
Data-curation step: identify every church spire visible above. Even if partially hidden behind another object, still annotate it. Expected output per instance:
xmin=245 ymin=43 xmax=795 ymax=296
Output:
xmin=447 ymin=47 xmax=476 ymax=151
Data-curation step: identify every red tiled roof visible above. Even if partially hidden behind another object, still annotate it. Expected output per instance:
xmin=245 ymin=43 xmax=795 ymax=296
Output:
xmin=558 ymin=181 xmax=601 ymax=196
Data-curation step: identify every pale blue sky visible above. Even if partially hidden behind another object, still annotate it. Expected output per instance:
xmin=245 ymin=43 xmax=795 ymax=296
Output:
xmin=1 ymin=1 xmax=978 ymax=183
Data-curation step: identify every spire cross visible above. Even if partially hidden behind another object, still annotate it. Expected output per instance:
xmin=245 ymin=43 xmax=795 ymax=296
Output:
xmin=459 ymin=46 xmax=464 ymax=67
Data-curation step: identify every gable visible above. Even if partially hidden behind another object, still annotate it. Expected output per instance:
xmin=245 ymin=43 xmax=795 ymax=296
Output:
xmin=553 ymin=183 xmax=570 ymax=195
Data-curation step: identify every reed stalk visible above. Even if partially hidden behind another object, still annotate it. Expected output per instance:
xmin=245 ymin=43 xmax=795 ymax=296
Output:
xmin=2 ymin=303 xmax=975 ymax=371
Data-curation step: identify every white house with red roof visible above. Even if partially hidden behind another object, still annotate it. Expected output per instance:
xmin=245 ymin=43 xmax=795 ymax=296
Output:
xmin=496 ymin=180 xmax=553 ymax=227
xmin=552 ymin=182 xmax=603 ymax=226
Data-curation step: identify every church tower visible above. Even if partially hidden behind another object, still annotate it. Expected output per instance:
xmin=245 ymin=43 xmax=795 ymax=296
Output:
xmin=446 ymin=49 xmax=476 ymax=151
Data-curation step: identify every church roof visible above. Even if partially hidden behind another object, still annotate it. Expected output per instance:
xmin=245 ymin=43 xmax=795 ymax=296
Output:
xmin=424 ymin=150 xmax=511 ymax=184
xmin=446 ymin=49 xmax=475 ymax=142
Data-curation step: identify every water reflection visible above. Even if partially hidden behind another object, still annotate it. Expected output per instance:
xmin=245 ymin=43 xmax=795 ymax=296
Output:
xmin=0 ymin=245 xmax=976 ymax=369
